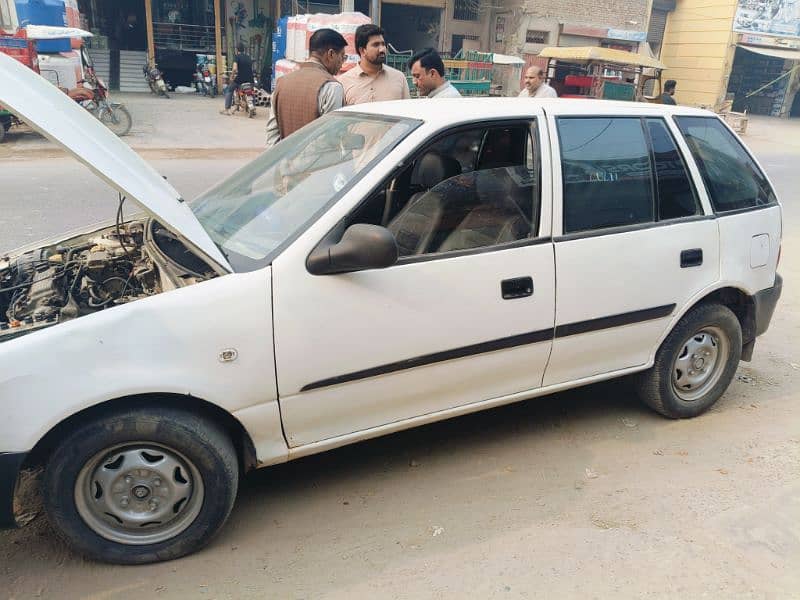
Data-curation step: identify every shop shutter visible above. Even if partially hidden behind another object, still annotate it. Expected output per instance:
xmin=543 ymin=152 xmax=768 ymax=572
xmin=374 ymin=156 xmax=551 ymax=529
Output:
xmin=647 ymin=9 xmax=668 ymax=44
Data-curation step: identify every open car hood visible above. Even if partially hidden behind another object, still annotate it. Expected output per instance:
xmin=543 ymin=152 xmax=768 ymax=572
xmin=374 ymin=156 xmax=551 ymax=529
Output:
xmin=0 ymin=52 xmax=232 ymax=271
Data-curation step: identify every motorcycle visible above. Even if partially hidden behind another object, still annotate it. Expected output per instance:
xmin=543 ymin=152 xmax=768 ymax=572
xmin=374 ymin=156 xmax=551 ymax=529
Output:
xmin=67 ymin=67 xmax=132 ymax=137
xmin=235 ymin=82 xmax=256 ymax=118
xmin=194 ymin=64 xmax=216 ymax=98
xmin=144 ymin=63 xmax=170 ymax=98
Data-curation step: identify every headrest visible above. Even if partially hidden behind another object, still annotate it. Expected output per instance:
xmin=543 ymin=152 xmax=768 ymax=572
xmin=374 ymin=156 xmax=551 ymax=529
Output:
xmin=413 ymin=152 xmax=462 ymax=188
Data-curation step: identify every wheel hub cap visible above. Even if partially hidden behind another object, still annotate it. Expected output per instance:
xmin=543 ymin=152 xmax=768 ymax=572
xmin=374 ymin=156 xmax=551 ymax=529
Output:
xmin=75 ymin=444 xmax=205 ymax=545
xmin=671 ymin=327 xmax=729 ymax=402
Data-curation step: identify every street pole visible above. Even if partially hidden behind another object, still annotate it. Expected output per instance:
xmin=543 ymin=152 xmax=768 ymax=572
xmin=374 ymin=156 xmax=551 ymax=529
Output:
xmin=370 ymin=0 xmax=379 ymax=23
xmin=144 ymin=0 xmax=155 ymax=66
xmin=214 ymin=0 xmax=223 ymax=92
xmin=341 ymin=0 xmax=354 ymax=12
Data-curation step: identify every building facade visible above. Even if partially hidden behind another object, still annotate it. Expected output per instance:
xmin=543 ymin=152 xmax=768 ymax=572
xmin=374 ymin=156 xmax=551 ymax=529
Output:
xmin=490 ymin=0 xmax=650 ymax=94
xmin=660 ymin=0 xmax=800 ymax=117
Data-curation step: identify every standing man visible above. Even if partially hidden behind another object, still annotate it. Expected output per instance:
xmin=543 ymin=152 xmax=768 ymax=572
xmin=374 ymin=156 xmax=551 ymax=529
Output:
xmin=265 ymin=29 xmax=347 ymax=148
xmin=338 ymin=24 xmax=411 ymax=105
xmin=518 ymin=65 xmax=557 ymax=98
xmin=221 ymin=42 xmax=254 ymax=115
xmin=661 ymin=80 xmax=677 ymax=105
xmin=408 ymin=48 xmax=461 ymax=98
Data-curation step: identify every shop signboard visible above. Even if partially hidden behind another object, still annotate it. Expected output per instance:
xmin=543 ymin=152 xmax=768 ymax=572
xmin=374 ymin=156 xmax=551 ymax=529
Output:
xmin=734 ymin=0 xmax=800 ymax=39
xmin=739 ymin=32 xmax=800 ymax=48
xmin=606 ymin=28 xmax=647 ymax=42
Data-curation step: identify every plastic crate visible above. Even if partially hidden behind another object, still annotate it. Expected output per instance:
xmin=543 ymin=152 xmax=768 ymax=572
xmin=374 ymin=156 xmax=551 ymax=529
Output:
xmin=601 ymin=81 xmax=635 ymax=101
xmin=451 ymin=80 xmax=491 ymax=96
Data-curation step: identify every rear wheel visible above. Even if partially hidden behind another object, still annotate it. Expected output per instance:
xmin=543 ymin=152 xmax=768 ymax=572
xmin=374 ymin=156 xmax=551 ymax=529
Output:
xmin=99 ymin=105 xmax=132 ymax=137
xmin=636 ymin=303 xmax=742 ymax=418
xmin=42 ymin=406 xmax=239 ymax=564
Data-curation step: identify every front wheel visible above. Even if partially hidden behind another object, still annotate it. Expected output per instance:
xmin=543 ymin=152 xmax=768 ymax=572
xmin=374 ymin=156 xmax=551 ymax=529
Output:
xmin=636 ymin=303 xmax=742 ymax=418
xmin=99 ymin=105 xmax=133 ymax=137
xmin=42 ymin=406 xmax=239 ymax=564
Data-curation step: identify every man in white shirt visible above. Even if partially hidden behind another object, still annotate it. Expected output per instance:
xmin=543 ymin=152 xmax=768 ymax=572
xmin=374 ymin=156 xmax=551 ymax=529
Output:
xmin=518 ymin=65 xmax=557 ymax=98
xmin=408 ymin=48 xmax=462 ymax=99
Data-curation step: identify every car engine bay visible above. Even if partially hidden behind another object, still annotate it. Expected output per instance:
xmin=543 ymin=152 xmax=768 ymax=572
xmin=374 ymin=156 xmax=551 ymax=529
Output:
xmin=0 ymin=219 xmax=218 ymax=342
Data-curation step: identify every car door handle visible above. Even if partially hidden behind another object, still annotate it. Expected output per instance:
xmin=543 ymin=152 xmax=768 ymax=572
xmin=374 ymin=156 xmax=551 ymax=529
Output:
xmin=501 ymin=277 xmax=533 ymax=300
xmin=680 ymin=248 xmax=703 ymax=268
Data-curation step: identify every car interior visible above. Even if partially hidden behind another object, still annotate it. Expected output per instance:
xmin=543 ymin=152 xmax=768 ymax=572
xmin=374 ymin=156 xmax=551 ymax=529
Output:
xmin=347 ymin=122 xmax=539 ymax=257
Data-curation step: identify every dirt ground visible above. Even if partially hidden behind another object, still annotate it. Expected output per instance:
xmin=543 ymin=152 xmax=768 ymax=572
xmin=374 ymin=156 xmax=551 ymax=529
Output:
xmin=0 ymin=113 xmax=799 ymax=599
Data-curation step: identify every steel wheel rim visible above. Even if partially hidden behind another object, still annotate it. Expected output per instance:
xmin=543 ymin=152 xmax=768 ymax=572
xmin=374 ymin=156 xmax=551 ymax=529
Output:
xmin=75 ymin=442 xmax=205 ymax=545
xmin=671 ymin=325 xmax=729 ymax=402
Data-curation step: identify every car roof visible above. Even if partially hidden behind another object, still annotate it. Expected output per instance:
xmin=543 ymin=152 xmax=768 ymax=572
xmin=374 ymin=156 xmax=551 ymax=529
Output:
xmin=340 ymin=97 xmax=715 ymax=124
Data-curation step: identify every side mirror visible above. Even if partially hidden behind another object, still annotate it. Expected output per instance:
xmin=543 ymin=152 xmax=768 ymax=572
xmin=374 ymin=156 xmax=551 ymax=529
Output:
xmin=307 ymin=224 xmax=398 ymax=275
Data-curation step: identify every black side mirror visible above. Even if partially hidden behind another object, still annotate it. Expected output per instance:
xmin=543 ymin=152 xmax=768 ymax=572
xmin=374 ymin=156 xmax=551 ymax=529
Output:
xmin=307 ymin=224 xmax=398 ymax=275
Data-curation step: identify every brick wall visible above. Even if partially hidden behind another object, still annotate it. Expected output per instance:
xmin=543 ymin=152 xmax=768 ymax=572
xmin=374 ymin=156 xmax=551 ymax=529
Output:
xmin=493 ymin=0 xmax=649 ymax=56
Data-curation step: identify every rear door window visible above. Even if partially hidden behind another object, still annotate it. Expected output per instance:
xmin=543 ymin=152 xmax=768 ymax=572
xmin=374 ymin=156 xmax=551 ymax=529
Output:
xmin=674 ymin=116 xmax=776 ymax=212
xmin=558 ymin=117 xmax=654 ymax=233
xmin=646 ymin=118 xmax=700 ymax=220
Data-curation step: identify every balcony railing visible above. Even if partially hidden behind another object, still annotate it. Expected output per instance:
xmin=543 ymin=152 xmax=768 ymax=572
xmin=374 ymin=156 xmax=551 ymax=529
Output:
xmin=153 ymin=22 xmax=224 ymax=53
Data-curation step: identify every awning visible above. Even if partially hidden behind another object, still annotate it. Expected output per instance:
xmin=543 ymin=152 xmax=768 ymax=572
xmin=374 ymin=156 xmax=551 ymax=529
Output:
xmin=24 ymin=25 xmax=93 ymax=39
xmin=538 ymin=46 xmax=667 ymax=70
xmin=738 ymin=44 xmax=800 ymax=61
xmin=492 ymin=53 xmax=525 ymax=66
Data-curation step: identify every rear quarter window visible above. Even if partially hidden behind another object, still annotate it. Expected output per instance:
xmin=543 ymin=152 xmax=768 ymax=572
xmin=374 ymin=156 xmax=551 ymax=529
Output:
xmin=674 ymin=116 xmax=776 ymax=213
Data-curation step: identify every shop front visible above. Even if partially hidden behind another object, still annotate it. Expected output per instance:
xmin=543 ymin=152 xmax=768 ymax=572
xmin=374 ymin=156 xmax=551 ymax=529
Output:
xmin=727 ymin=39 xmax=800 ymax=117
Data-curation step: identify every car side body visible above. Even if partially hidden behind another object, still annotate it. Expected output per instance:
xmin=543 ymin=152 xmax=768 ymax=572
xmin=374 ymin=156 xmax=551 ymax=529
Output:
xmin=0 ymin=53 xmax=782 ymax=562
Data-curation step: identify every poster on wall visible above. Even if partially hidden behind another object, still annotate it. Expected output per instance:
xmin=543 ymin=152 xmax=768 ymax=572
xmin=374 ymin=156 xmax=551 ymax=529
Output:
xmin=733 ymin=0 xmax=800 ymax=38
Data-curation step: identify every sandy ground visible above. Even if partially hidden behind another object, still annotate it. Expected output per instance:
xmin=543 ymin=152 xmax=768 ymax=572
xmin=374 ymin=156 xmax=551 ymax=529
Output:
xmin=0 ymin=111 xmax=798 ymax=599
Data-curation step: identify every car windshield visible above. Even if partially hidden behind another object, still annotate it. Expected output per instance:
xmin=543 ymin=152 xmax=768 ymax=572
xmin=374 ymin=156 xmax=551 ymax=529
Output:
xmin=190 ymin=112 xmax=418 ymax=271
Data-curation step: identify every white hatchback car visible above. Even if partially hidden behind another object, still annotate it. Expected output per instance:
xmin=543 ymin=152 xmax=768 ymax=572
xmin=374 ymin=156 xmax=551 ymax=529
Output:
xmin=0 ymin=54 xmax=782 ymax=564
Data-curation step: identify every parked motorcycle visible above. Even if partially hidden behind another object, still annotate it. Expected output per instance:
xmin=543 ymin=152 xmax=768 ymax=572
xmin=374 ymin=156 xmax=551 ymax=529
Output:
xmin=144 ymin=63 xmax=170 ymax=98
xmin=194 ymin=64 xmax=216 ymax=98
xmin=67 ymin=67 xmax=132 ymax=137
xmin=235 ymin=82 xmax=256 ymax=118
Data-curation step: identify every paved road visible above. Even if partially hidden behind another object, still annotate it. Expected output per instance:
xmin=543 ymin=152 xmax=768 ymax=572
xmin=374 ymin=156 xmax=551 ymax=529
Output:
xmin=0 ymin=117 xmax=799 ymax=599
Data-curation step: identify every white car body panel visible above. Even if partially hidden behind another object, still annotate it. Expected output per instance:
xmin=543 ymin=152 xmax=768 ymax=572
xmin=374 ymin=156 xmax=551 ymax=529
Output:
xmin=272 ymin=109 xmax=556 ymax=446
xmin=0 ymin=52 xmax=231 ymax=271
xmin=0 ymin=268 xmax=285 ymax=458
xmin=0 ymin=96 xmax=782 ymax=475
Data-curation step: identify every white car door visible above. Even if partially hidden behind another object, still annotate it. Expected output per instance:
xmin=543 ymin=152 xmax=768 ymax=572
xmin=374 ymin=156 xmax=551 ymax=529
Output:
xmin=543 ymin=112 xmax=720 ymax=386
xmin=272 ymin=117 xmax=556 ymax=447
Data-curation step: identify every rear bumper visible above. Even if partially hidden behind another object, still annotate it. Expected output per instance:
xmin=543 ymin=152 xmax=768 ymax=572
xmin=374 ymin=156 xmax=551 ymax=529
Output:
xmin=0 ymin=452 xmax=27 ymax=529
xmin=754 ymin=274 xmax=782 ymax=337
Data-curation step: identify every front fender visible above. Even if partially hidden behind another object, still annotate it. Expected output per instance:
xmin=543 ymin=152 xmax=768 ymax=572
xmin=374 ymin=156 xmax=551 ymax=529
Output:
xmin=0 ymin=268 xmax=283 ymax=459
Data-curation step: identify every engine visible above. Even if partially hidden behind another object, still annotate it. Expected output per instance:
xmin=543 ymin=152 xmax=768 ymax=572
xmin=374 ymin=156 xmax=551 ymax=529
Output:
xmin=0 ymin=220 xmax=212 ymax=342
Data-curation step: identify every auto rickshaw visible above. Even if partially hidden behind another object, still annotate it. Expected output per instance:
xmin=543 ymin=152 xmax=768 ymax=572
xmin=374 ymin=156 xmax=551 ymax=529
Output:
xmin=537 ymin=46 xmax=667 ymax=103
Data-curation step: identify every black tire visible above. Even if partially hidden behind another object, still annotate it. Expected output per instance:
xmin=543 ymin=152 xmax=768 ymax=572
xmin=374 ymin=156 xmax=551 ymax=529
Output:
xmin=148 ymin=80 xmax=158 ymax=95
xmin=42 ymin=406 xmax=239 ymax=564
xmin=160 ymin=89 xmax=170 ymax=99
xmin=636 ymin=303 xmax=742 ymax=418
xmin=99 ymin=105 xmax=133 ymax=137
xmin=0 ymin=124 xmax=5 ymax=144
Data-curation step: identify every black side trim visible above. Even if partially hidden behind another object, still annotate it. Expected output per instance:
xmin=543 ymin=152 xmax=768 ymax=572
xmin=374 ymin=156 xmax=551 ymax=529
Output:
xmin=554 ymin=215 xmax=715 ymax=243
xmin=301 ymin=328 xmax=553 ymax=392
xmin=0 ymin=452 xmax=27 ymax=529
xmin=555 ymin=304 xmax=675 ymax=338
xmin=714 ymin=203 xmax=779 ymax=218
xmin=397 ymin=236 xmax=552 ymax=265
xmin=301 ymin=303 xmax=676 ymax=391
